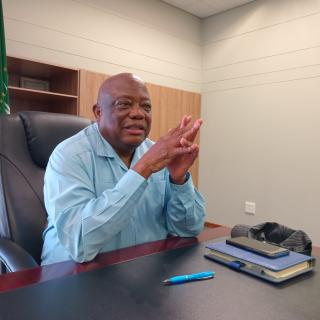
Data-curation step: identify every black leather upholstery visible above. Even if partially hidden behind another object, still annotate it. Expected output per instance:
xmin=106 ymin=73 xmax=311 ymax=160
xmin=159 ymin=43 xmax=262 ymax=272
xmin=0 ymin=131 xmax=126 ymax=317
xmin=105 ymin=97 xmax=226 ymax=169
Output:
xmin=0 ymin=111 xmax=91 ymax=272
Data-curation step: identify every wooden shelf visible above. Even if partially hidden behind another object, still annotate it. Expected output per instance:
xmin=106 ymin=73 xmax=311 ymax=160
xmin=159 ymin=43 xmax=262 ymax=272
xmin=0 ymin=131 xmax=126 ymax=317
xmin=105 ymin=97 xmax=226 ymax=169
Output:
xmin=9 ymin=86 xmax=78 ymax=102
xmin=7 ymin=56 xmax=79 ymax=115
xmin=7 ymin=56 xmax=78 ymax=80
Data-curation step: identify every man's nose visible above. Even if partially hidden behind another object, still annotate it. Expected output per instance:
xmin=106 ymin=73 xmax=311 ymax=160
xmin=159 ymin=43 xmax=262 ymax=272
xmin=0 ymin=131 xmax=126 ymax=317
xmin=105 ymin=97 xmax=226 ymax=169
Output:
xmin=128 ymin=103 xmax=145 ymax=118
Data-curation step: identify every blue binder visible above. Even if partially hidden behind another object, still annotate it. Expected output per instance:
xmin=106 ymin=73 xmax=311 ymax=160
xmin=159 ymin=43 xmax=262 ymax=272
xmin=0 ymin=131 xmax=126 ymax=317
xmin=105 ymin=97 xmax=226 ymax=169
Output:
xmin=205 ymin=241 xmax=316 ymax=283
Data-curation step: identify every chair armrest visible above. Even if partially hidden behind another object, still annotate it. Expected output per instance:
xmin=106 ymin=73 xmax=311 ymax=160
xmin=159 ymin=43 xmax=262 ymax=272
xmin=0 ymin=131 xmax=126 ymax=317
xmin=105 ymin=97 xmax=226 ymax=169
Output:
xmin=0 ymin=238 xmax=39 ymax=273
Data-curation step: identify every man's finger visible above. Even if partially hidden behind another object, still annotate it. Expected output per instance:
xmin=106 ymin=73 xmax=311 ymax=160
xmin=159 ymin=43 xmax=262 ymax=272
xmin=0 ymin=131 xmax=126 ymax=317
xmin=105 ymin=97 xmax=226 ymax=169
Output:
xmin=166 ymin=117 xmax=200 ymax=143
xmin=169 ymin=116 xmax=191 ymax=134
xmin=179 ymin=115 xmax=186 ymax=129
xmin=173 ymin=143 xmax=198 ymax=157
xmin=188 ymin=144 xmax=199 ymax=153
xmin=183 ymin=118 xmax=203 ymax=142
xmin=171 ymin=121 xmax=193 ymax=137
xmin=168 ymin=123 xmax=182 ymax=134
xmin=180 ymin=115 xmax=192 ymax=129
xmin=180 ymin=137 xmax=193 ymax=147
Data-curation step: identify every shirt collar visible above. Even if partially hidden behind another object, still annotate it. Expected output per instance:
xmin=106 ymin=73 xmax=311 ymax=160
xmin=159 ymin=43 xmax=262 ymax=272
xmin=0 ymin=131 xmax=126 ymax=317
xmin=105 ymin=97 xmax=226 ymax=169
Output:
xmin=90 ymin=123 xmax=117 ymax=158
xmin=90 ymin=123 xmax=147 ymax=169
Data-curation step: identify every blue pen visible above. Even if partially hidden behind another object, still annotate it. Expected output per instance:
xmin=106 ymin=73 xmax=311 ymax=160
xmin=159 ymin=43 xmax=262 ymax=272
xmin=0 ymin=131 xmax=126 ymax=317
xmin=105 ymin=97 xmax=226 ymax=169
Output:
xmin=163 ymin=271 xmax=215 ymax=285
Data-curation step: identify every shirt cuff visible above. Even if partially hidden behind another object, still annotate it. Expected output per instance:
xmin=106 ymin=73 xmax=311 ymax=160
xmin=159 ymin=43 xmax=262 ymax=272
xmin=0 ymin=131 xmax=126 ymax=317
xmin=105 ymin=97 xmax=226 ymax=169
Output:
xmin=169 ymin=172 xmax=194 ymax=195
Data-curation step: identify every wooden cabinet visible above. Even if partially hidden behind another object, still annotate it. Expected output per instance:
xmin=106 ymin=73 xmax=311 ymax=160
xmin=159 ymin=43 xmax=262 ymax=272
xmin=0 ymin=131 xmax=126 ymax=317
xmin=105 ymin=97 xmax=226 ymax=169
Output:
xmin=7 ymin=56 xmax=79 ymax=115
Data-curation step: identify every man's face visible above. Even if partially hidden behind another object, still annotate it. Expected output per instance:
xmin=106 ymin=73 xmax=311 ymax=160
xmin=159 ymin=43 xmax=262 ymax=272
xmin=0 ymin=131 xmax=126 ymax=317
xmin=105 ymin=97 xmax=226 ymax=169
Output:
xmin=94 ymin=74 xmax=152 ymax=155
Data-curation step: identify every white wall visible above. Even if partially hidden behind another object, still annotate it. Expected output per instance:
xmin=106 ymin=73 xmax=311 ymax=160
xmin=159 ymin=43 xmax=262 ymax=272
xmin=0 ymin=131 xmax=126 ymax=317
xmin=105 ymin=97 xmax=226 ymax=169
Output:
xmin=3 ymin=0 xmax=202 ymax=92
xmin=200 ymin=0 xmax=320 ymax=245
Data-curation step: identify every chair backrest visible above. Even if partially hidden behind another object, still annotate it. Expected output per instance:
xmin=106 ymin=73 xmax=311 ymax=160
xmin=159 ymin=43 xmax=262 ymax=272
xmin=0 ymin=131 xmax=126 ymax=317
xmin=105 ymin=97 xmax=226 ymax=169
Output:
xmin=0 ymin=111 xmax=91 ymax=264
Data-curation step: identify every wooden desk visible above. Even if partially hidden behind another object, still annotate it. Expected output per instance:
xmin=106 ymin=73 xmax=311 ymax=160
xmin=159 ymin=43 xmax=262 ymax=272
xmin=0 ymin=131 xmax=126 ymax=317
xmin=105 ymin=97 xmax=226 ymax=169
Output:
xmin=0 ymin=226 xmax=230 ymax=293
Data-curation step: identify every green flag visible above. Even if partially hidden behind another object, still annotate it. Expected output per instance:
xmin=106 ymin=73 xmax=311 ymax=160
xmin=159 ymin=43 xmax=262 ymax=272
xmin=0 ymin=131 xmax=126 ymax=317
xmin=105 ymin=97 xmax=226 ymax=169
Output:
xmin=0 ymin=0 xmax=9 ymax=114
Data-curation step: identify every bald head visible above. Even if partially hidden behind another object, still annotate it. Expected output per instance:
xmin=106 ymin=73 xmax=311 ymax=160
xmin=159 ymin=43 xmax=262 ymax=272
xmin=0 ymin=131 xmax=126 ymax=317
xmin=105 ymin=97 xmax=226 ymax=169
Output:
xmin=97 ymin=73 xmax=147 ymax=109
xmin=93 ymin=73 xmax=152 ymax=158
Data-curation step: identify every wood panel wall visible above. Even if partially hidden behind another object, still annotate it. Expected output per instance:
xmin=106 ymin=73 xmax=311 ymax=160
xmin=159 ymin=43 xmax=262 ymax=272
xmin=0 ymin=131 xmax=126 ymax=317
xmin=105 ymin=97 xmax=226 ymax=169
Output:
xmin=79 ymin=70 xmax=201 ymax=185
xmin=146 ymin=83 xmax=201 ymax=186
xmin=79 ymin=70 xmax=109 ymax=120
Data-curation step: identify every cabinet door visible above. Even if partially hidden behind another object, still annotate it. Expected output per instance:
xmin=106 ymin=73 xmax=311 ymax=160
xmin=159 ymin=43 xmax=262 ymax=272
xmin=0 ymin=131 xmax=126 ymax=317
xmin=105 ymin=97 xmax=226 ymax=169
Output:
xmin=79 ymin=70 xmax=109 ymax=120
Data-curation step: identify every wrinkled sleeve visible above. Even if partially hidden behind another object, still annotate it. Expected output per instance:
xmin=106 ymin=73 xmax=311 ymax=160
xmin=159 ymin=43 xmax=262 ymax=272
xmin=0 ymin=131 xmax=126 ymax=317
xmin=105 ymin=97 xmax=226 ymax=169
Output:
xmin=44 ymin=150 xmax=147 ymax=263
xmin=164 ymin=172 xmax=206 ymax=237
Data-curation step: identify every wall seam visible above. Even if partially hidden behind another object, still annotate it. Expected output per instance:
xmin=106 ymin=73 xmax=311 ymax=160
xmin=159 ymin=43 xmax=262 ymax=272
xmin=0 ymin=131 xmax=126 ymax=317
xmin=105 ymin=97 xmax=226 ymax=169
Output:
xmin=203 ymin=73 xmax=320 ymax=93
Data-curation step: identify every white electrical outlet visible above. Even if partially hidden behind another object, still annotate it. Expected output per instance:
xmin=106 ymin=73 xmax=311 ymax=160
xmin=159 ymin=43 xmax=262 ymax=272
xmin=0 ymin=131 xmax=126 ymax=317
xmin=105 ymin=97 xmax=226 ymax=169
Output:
xmin=245 ymin=201 xmax=256 ymax=215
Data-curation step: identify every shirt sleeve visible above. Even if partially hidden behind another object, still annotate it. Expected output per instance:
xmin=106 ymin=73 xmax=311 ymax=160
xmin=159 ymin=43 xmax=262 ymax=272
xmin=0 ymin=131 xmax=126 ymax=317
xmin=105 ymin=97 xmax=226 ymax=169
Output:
xmin=44 ymin=149 xmax=147 ymax=263
xmin=164 ymin=172 xmax=206 ymax=237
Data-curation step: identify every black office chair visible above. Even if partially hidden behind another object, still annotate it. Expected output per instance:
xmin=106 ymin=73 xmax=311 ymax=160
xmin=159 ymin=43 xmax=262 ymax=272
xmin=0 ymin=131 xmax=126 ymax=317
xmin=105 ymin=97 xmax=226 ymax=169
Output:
xmin=0 ymin=111 xmax=91 ymax=273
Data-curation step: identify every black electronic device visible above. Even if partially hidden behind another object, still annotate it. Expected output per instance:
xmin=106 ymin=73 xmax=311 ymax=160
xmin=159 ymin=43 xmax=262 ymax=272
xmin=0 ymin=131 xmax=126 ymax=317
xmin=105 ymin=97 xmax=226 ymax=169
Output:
xmin=226 ymin=236 xmax=290 ymax=258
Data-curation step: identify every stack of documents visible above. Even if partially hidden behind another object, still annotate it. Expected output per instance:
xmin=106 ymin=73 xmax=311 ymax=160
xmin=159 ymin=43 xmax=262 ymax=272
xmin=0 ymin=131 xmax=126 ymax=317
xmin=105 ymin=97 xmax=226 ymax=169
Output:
xmin=205 ymin=241 xmax=316 ymax=283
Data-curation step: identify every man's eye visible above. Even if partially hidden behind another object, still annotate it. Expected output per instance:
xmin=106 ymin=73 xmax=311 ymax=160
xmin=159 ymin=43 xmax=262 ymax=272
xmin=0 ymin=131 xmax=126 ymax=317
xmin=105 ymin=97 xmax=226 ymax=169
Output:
xmin=115 ymin=100 xmax=132 ymax=108
xmin=142 ymin=104 xmax=152 ymax=112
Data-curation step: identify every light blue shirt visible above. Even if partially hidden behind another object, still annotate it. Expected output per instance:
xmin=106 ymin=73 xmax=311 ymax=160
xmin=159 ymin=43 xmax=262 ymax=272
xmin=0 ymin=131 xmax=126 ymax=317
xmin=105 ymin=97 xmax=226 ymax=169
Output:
xmin=41 ymin=123 xmax=205 ymax=265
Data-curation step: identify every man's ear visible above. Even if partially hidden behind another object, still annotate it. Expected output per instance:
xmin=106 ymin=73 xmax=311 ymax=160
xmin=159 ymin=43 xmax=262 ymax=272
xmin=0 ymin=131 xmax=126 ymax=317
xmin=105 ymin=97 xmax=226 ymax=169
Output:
xmin=93 ymin=104 xmax=101 ymax=120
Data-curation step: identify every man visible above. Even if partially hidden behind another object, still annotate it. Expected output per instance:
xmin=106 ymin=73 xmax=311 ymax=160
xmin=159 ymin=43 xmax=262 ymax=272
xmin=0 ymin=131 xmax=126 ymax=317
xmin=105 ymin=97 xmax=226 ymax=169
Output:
xmin=41 ymin=73 xmax=205 ymax=265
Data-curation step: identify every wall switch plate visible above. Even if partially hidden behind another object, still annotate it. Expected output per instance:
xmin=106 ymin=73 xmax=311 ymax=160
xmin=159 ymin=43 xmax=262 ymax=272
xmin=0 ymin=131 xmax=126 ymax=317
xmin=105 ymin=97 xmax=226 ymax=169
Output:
xmin=245 ymin=201 xmax=256 ymax=215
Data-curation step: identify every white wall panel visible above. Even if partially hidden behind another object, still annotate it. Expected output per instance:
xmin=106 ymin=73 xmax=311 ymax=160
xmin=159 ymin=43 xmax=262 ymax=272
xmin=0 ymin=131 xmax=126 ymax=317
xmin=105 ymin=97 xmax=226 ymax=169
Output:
xmin=203 ymin=65 xmax=320 ymax=93
xmin=202 ymin=0 xmax=320 ymax=44
xmin=201 ymin=0 xmax=320 ymax=245
xmin=203 ymin=12 xmax=320 ymax=69
xmin=203 ymin=45 xmax=320 ymax=83
xmin=76 ymin=0 xmax=201 ymax=44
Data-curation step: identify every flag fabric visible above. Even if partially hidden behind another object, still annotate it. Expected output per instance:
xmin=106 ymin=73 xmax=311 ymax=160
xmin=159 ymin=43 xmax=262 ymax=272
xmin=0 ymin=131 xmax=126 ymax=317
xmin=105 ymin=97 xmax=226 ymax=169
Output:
xmin=0 ymin=0 xmax=9 ymax=114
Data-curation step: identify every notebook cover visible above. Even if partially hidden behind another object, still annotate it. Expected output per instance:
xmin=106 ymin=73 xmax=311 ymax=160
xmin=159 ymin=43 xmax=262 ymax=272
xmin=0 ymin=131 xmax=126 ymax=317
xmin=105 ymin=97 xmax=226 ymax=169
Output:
xmin=204 ymin=251 xmax=315 ymax=283
xmin=206 ymin=241 xmax=314 ymax=272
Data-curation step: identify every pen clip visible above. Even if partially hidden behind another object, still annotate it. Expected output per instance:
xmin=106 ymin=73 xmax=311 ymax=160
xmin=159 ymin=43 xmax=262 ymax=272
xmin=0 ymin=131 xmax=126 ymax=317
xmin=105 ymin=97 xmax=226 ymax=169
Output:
xmin=195 ymin=275 xmax=214 ymax=280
